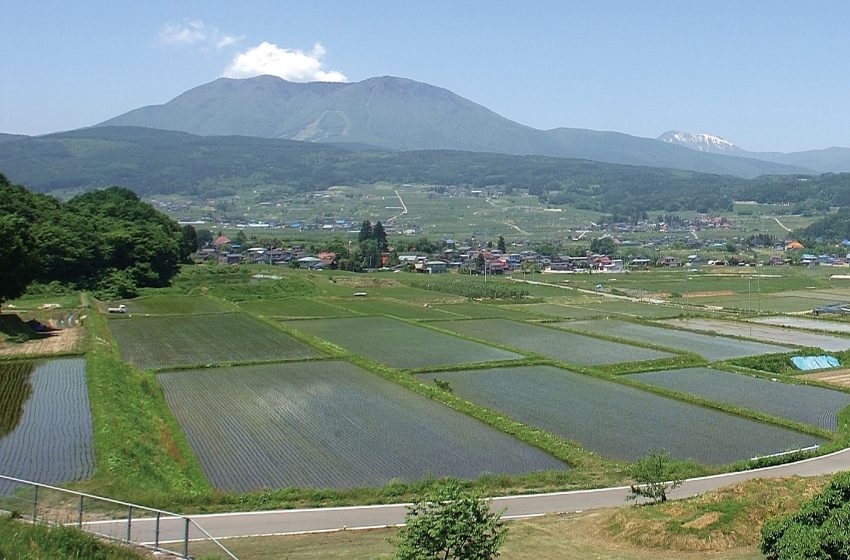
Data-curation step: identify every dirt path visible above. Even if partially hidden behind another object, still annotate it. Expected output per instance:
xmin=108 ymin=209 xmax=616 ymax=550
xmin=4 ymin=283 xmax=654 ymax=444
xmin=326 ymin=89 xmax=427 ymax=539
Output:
xmin=773 ymin=217 xmax=792 ymax=232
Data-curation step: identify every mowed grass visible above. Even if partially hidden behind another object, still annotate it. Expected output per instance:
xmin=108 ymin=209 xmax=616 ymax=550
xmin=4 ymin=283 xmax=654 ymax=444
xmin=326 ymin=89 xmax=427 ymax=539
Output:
xmin=238 ymin=298 xmax=352 ymax=318
xmin=158 ymin=361 xmax=565 ymax=491
xmin=108 ymin=313 xmax=320 ymax=370
xmin=423 ymin=366 xmax=823 ymax=464
xmin=564 ymin=319 xmax=788 ymax=361
xmin=433 ymin=318 xmax=675 ymax=366
xmin=286 ymin=316 xmax=521 ymax=369
xmin=630 ymin=367 xmax=850 ymax=431
xmin=116 ymin=295 xmax=232 ymax=315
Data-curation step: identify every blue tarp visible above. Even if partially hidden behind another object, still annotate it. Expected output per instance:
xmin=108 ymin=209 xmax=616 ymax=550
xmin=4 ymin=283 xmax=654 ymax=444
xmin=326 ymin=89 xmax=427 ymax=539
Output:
xmin=790 ymin=355 xmax=841 ymax=371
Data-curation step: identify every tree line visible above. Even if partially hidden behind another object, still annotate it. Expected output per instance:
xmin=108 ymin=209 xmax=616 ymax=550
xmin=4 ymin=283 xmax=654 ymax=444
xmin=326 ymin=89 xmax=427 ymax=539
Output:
xmin=0 ymin=173 xmax=194 ymax=304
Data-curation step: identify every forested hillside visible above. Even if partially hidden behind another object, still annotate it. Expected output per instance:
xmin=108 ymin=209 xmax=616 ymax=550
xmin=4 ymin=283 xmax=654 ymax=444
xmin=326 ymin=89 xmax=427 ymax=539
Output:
xmin=0 ymin=173 xmax=192 ymax=302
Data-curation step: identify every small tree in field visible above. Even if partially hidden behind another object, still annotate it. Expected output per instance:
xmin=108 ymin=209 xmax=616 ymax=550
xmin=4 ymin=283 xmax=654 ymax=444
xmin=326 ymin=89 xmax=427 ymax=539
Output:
xmin=627 ymin=451 xmax=683 ymax=504
xmin=394 ymin=484 xmax=506 ymax=560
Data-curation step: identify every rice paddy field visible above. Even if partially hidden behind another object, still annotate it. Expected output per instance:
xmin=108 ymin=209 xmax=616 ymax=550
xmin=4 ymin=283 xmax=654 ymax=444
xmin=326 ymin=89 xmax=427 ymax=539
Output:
xmin=564 ymin=319 xmax=789 ymax=361
xmin=433 ymin=318 xmax=676 ymax=366
xmin=158 ymin=361 xmax=566 ymax=491
xmin=116 ymin=295 xmax=232 ymax=315
xmin=753 ymin=316 xmax=850 ymax=335
xmin=429 ymin=302 xmax=541 ymax=320
xmin=237 ymin=298 xmax=352 ymax=318
xmin=328 ymin=298 xmax=457 ymax=320
xmin=286 ymin=316 xmax=521 ymax=369
xmin=0 ymin=359 xmax=93 ymax=494
xmin=108 ymin=312 xmax=320 ymax=370
xmin=630 ymin=367 xmax=850 ymax=431
xmin=661 ymin=318 xmax=850 ymax=352
xmin=423 ymin=366 xmax=824 ymax=464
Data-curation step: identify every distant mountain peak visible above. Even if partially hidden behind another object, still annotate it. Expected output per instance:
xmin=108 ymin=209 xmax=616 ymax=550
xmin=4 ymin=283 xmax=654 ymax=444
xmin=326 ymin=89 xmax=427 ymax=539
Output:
xmin=657 ymin=130 xmax=742 ymax=154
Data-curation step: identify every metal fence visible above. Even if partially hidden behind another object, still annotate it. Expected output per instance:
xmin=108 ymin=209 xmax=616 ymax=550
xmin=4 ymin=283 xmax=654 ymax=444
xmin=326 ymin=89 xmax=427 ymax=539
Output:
xmin=0 ymin=474 xmax=237 ymax=559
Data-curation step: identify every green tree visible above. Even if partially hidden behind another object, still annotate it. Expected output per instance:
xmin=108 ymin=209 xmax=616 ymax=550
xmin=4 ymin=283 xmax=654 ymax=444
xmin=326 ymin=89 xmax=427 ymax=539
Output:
xmin=394 ymin=484 xmax=506 ymax=560
xmin=0 ymin=214 xmax=37 ymax=306
xmin=497 ymin=235 xmax=506 ymax=253
xmin=590 ymin=237 xmax=615 ymax=255
xmin=358 ymin=220 xmax=373 ymax=243
xmin=760 ymin=471 xmax=850 ymax=560
xmin=373 ymin=221 xmax=388 ymax=252
xmin=179 ymin=225 xmax=198 ymax=261
xmin=626 ymin=451 xmax=683 ymax=504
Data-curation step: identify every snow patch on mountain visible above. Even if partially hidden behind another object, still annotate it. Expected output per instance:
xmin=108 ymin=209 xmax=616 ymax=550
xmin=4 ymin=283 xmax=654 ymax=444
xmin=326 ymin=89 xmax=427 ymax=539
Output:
xmin=657 ymin=130 xmax=743 ymax=154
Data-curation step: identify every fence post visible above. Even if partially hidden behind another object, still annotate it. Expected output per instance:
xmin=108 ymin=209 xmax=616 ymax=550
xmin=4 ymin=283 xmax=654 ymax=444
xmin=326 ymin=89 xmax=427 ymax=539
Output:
xmin=182 ymin=517 xmax=190 ymax=559
xmin=154 ymin=511 xmax=161 ymax=548
xmin=126 ymin=505 xmax=133 ymax=542
xmin=78 ymin=494 xmax=84 ymax=528
xmin=32 ymin=485 xmax=38 ymax=522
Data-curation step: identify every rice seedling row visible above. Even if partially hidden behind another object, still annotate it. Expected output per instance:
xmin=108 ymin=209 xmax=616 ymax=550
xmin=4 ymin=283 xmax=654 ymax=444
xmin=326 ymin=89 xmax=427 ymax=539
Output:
xmin=108 ymin=313 xmax=320 ymax=370
xmin=630 ymin=367 xmax=850 ymax=431
xmin=433 ymin=318 xmax=675 ymax=366
xmin=0 ymin=359 xmax=93 ymax=494
xmin=157 ymin=361 xmax=565 ymax=491
xmin=423 ymin=365 xmax=824 ymax=464
xmin=565 ymin=319 xmax=789 ymax=361
xmin=660 ymin=318 xmax=850 ymax=352
xmin=286 ymin=316 xmax=520 ymax=369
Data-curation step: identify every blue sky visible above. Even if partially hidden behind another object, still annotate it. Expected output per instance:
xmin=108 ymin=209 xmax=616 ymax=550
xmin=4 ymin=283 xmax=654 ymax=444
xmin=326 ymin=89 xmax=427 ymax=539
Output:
xmin=2 ymin=1 xmax=848 ymax=152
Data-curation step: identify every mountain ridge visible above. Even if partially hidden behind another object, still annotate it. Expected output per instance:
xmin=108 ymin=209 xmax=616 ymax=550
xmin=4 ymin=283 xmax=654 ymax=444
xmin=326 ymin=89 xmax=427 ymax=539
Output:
xmin=97 ymin=75 xmax=811 ymax=178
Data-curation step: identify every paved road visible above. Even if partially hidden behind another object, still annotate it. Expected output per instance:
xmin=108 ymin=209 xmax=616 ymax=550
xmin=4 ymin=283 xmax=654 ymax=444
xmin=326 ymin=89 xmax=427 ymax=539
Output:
xmin=84 ymin=447 xmax=850 ymax=546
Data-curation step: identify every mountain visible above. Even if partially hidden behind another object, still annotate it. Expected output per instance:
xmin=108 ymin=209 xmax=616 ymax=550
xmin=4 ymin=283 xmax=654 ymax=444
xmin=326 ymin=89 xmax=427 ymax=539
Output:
xmin=657 ymin=130 xmax=743 ymax=155
xmin=658 ymin=129 xmax=850 ymax=174
xmin=2 ymin=126 xmax=847 ymax=216
xmin=98 ymin=75 xmax=809 ymax=178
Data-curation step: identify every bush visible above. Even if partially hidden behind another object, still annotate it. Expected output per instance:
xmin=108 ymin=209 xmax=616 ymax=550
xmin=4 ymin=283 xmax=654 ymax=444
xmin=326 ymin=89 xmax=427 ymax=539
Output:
xmin=760 ymin=471 xmax=850 ymax=559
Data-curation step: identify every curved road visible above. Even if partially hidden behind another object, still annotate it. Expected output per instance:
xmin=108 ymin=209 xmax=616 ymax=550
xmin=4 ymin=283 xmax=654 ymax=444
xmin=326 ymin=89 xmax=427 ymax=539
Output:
xmin=86 ymin=447 xmax=850 ymax=546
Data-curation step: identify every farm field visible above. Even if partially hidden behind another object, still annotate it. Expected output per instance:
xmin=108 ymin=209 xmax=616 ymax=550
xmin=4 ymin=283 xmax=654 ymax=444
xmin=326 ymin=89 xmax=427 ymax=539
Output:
xmin=422 ymin=366 xmax=822 ymax=464
xmin=237 ymin=298 xmax=352 ymax=318
xmin=115 ymin=295 xmax=232 ymax=315
xmin=430 ymin=302 xmax=542 ymax=320
xmin=286 ymin=316 xmax=521 ymax=369
xmin=328 ymin=298 xmax=457 ymax=320
xmin=0 ymin=359 xmax=93 ymax=494
xmin=564 ymin=319 xmax=789 ymax=361
xmin=433 ymin=318 xmax=676 ymax=366
xmin=753 ymin=316 xmax=850 ymax=334
xmin=689 ymin=293 xmax=829 ymax=314
xmin=108 ymin=312 xmax=320 ymax=370
xmin=157 ymin=361 xmax=565 ymax=491
xmin=661 ymin=318 xmax=850 ymax=352
xmin=631 ymin=367 xmax=850 ymax=431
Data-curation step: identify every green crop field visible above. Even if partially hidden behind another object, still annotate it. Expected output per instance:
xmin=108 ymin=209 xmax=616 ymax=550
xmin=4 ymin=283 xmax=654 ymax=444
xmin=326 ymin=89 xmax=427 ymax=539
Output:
xmin=430 ymin=302 xmax=541 ymax=320
xmin=631 ymin=367 xmax=850 ymax=431
xmin=286 ymin=316 xmax=521 ymax=369
xmin=108 ymin=313 xmax=320 ymax=370
xmin=423 ymin=366 xmax=824 ymax=464
xmin=115 ymin=295 xmax=233 ymax=315
xmin=237 ymin=298 xmax=352 ymax=318
xmin=157 ymin=361 xmax=565 ymax=491
xmin=565 ymin=319 xmax=789 ymax=361
xmin=0 ymin=359 xmax=92 ymax=494
xmin=433 ymin=318 xmax=675 ymax=366
xmin=328 ymin=298 xmax=457 ymax=320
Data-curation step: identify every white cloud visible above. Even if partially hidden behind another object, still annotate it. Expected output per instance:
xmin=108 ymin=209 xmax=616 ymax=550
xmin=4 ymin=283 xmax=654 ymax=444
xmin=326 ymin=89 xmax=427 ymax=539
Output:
xmin=223 ymin=42 xmax=347 ymax=82
xmin=158 ymin=20 xmax=241 ymax=50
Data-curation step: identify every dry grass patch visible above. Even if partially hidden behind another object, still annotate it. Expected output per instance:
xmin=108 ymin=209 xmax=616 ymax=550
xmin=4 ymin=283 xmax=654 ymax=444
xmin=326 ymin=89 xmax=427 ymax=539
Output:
xmin=606 ymin=476 xmax=827 ymax=552
xmin=802 ymin=368 xmax=850 ymax=388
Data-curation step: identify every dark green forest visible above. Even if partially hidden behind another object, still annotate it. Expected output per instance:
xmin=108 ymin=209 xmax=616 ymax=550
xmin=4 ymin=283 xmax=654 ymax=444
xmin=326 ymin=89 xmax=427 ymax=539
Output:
xmin=2 ymin=127 xmax=849 ymax=216
xmin=0 ymin=173 xmax=191 ymax=303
